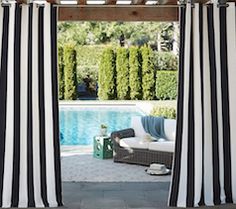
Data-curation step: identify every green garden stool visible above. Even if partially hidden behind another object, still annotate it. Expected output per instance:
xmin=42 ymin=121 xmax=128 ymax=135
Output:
xmin=93 ymin=136 xmax=113 ymax=159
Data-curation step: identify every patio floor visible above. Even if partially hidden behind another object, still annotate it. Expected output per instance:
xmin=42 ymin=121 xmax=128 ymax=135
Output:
xmin=59 ymin=149 xmax=236 ymax=209
xmin=58 ymin=182 xmax=236 ymax=209
xmin=61 ymin=153 xmax=171 ymax=182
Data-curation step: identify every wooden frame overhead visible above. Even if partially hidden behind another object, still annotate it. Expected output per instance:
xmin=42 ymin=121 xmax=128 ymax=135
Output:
xmin=77 ymin=0 xmax=87 ymax=4
xmin=29 ymin=0 xmax=214 ymax=21
xmin=58 ymin=6 xmax=179 ymax=21
xmin=131 ymin=0 xmax=148 ymax=5
xmin=105 ymin=0 xmax=117 ymax=5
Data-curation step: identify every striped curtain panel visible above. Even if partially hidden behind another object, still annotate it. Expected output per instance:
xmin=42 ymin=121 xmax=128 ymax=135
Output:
xmin=169 ymin=2 xmax=236 ymax=207
xmin=0 ymin=2 xmax=62 ymax=208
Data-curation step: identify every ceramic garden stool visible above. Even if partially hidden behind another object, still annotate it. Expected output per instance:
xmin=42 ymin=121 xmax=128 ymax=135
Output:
xmin=93 ymin=136 xmax=113 ymax=159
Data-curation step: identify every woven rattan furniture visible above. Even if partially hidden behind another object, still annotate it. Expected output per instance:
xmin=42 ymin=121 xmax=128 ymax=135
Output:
xmin=111 ymin=128 xmax=174 ymax=169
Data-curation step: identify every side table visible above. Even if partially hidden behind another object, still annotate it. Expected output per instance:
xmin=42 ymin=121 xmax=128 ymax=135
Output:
xmin=93 ymin=135 xmax=113 ymax=159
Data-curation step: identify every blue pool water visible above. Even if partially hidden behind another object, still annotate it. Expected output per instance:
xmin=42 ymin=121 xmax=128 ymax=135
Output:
xmin=59 ymin=106 xmax=145 ymax=146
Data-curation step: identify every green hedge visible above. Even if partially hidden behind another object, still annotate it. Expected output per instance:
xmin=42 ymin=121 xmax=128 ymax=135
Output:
xmin=156 ymin=71 xmax=178 ymax=100
xmin=129 ymin=46 xmax=142 ymax=100
xmin=76 ymin=45 xmax=107 ymax=67
xmin=141 ymin=45 xmax=155 ymax=100
xmin=153 ymin=52 xmax=178 ymax=71
xmin=116 ymin=47 xmax=129 ymax=99
xmin=98 ymin=48 xmax=116 ymax=100
xmin=59 ymin=44 xmax=178 ymax=101
xmin=58 ymin=46 xmax=65 ymax=100
xmin=150 ymin=106 xmax=176 ymax=119
xmin=64 ymin=44 xmax=78 ymax=100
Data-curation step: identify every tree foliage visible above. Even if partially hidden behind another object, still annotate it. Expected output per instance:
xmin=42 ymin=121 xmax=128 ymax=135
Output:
xmin=141 ymin=45 xmax=155 ymax=100
xmin=58 ymin=22 xmax=176 ymax=50
xmin=116 ymin=47 xmax=129 ymax=99
xmin=64 ymin=44 xmax=78 ymax=100
xmin=129 ymin=46 xmax=142 ymax=100
xmin=98 ymin=48 xmax=116 ymax=100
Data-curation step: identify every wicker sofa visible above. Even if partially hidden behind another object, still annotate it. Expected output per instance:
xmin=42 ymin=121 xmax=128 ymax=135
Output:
xmin=111 ymin=117 xmax=176 ymax=168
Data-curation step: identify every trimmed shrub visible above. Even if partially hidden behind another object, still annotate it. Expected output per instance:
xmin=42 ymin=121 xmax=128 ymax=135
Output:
xmin=141 ymin=45 xmax=155 ymax=100
xmin=76 ymin=45 xmax=107 ymax=67
xmin=64 ymin=44 xmax=78 ymax=100
xmin=150 ymin=106 xmax=176 ymax=119
xmin=58 ymin=46 xmax=65 ymax=100
xmin=153 ymin=51 xmax=178 ymax=71
xmin=156 ymin=71 xmax=178 ymax=100
xmin=116 ymin=47 xmax=129 ymax=99
xmin=129 ymin=46 xmax=142 ymax=100
xmin=98 ymin=48 xmax=116 ymax=100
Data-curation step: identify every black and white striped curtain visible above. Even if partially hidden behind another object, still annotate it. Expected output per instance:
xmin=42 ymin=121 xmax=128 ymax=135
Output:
xmin=169 ymin=2 xmax=236 ymax=207
xmin=0 ymin=2 xmax=62 ymax=208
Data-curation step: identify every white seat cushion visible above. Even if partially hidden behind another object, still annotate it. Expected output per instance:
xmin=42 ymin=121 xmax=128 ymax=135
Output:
xmin=131 ymin=117 xmax=147 ymax=138
xmin=148 ymin=141 xmax=175 ymax=153
xmin=120 ymin=137 xmax=149 ymax=149
xmin=164 ymin=119 xmax=176 ymax=141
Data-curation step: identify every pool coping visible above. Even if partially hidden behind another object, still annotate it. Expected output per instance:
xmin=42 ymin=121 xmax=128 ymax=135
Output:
xmin=59 ymin=100 xmax=177 ymax=115
xmin=61 ymin=145 xmax=93 ymax=156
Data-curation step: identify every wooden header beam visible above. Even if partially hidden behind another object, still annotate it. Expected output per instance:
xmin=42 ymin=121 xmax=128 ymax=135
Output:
xmin=131 ymin=0 xmax=147 ymax=4
xmin=46 ymin=0 xmax=61 ymax=3
xmin=105 ymin=0 xmax=117 ymax=4
xmin=58 ymin=6 xmax=179 ymax=21
xmin=77 ymin=0 xmax=87 ymax=4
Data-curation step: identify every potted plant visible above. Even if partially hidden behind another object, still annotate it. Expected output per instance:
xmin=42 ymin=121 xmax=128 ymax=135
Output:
xmin=100 ymin=124 xmax=108 ymax=136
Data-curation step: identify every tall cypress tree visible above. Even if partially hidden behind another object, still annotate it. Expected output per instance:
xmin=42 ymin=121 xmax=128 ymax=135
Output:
xmin=64 ymin=44 xmax=78 ymax=100
xmin=116 ymin=47 xmax=129 ymax=100
xmin=141 ymin=45 xmax=155 ymax=100
xmin=58 ymin=46 xmax=65 ymax=100
xmin=98 ymin=48 xmax=116 ymax=100
xmin=129 ymin=46 xmax=142 ymax=100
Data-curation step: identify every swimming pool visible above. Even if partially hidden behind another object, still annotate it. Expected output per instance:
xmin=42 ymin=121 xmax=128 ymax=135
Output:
xmin=59 ymin=106 xmax=145 ymax=146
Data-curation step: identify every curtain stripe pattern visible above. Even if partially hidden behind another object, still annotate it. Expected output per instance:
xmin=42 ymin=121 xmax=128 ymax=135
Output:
xmin=169 ymin=2 xmax=236 ymax=207
xmin=0 ymin=3 xmax=62 ymax=207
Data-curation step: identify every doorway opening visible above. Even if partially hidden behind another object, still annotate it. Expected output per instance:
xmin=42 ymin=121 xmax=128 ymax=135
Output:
xmin=56 ymin=1 xmax=179 ymax=207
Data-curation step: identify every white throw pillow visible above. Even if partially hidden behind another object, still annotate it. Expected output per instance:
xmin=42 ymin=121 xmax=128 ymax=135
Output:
xmin=131 ymin=116 xmax=147 ymax=138
xmin=164 ymin=119 xmax=176 ymax=141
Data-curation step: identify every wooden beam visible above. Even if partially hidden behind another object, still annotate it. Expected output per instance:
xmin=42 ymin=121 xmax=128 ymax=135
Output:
xmin=58 ymin=6 xmax=178 ymax=21
xmin=131 ymin=0 xmax=147 ymax=4
xmin=77 ymin=0 xmax=87 ymax=4
xmin=157 ymin=0 xmax=176 ymax=4
xmin=105 ymin=0 xmax=117 ymax=4
xmin=46 ymin=0 xmax=60 ymax=3
xmin=16 ymin=0 xmax=29 ymax=3
xmin=194 ymin=0 xmax=208 ymax=3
